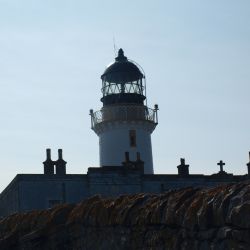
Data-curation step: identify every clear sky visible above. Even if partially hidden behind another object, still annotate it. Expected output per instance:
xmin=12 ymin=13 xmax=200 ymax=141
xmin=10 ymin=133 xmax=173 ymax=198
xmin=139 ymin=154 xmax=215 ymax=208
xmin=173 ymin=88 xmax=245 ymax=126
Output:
xmin=0 ymin=0 xmax=250 ymax=192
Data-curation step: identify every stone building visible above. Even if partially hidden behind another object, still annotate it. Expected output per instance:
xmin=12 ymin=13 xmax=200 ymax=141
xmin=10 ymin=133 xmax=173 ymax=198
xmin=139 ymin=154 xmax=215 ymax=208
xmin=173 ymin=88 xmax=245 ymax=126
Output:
xmin=0 ymin=49 xmax=249 ymax=217
xmin=0 ymin=148 xmax=249 ymax=217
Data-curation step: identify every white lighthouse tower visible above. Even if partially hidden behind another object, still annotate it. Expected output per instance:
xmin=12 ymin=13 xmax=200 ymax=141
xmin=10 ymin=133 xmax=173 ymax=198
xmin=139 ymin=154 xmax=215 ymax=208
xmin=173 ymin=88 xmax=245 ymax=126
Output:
xmin=90 ymin=49 xmax=158 ymax=174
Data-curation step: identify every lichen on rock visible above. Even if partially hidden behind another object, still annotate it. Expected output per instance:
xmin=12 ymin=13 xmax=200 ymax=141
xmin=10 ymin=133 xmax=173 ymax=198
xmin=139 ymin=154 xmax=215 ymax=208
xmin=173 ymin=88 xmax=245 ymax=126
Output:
xmin=0 ymin=182 xmax=250 ymax=250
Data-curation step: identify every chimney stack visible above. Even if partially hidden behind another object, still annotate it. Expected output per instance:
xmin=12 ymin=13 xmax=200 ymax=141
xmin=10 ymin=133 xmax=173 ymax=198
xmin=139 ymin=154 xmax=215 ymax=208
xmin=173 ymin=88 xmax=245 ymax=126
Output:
xmin=135 ymin=152 xmax=144 ymax=170
xmin=122 ymin=152 xmax=133 ymax=168
xmin=177 ymin=158 xmax=189 ymax=177
xmin=55 ymin=149 xmax=67 ymax=175
xmin=43 ymin=148 xmax=54 ymax=175
xmin=125 ymin=152 xmax=130 ymax=163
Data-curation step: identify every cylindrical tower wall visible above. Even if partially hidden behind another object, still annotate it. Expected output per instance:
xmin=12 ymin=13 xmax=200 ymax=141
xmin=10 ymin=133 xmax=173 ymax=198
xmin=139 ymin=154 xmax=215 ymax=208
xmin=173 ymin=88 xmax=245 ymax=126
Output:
xmin=98 ymin=122 xmax=154 ymax=174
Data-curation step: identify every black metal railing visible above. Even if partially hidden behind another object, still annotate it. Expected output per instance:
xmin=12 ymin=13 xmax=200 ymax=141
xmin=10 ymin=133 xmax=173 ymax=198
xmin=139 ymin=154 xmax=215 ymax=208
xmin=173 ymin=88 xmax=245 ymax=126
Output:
xmin=90 ymin=105 xmax=158 ymax=128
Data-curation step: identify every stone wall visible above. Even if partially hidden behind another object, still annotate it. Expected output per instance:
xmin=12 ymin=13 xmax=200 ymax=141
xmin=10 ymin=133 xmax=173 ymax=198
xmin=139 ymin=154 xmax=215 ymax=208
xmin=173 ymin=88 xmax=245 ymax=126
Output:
xmin=0 ymin=182 xmax=249 ymax=250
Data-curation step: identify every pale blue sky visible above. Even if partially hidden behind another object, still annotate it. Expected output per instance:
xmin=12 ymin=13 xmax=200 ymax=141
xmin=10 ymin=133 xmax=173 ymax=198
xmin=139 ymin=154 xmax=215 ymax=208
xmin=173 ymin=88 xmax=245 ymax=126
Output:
xmin=0 ymin=0 xmax=250 ymax=192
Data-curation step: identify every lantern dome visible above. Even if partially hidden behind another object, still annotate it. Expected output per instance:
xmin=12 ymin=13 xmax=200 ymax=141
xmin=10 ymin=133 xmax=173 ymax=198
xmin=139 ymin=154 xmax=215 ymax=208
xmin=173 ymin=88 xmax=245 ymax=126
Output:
xmin=101 ymin=49 xmax=143 ymax=83
xmin=101 ymin=49 xmax=146 ymax=105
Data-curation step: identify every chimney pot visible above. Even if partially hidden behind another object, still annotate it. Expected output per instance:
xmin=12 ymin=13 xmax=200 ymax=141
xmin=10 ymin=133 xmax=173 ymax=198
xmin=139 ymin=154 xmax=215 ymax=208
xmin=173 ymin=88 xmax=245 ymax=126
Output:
xmin=58 ymin=149 xmax=63 ymax=159
xmin=46 ymin=148 xmax=51 ymax=160
xmin=43 ymin=148 xmax=54 ymax=175
xmin=55 ymin=149 xmax=67 ymax=175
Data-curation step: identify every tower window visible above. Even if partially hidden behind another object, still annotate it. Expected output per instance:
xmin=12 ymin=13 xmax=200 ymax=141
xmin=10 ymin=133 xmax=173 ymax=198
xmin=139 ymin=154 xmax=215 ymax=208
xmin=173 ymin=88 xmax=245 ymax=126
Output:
xmin=129 ymin=130 xmax=136 ymax=147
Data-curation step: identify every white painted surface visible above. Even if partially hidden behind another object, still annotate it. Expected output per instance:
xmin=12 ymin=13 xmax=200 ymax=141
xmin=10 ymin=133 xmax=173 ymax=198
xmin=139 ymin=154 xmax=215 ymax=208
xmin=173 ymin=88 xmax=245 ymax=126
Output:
xmin=96 ymin=121 xmax=155 ymax=174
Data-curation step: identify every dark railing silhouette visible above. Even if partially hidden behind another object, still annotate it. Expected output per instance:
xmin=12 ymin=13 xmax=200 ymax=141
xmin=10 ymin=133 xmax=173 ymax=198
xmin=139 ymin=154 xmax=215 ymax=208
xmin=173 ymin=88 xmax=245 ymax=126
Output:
xmin=90 ymin=105 xmax=158 ymax=128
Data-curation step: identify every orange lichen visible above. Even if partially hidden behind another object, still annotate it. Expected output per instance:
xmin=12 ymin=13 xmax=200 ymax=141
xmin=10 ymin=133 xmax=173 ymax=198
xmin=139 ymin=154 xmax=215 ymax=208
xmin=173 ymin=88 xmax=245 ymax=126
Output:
xmin=0 ymin=182 xmax=250 ymax=250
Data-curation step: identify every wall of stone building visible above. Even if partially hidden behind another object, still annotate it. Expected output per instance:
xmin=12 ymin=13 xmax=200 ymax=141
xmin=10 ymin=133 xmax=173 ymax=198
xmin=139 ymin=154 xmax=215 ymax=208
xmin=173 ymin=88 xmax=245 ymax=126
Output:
xmin=87 ymin=170 xmax=142 ymax=197
xmin=142 ymin=175 xmax=249 ymax=193
xmin=141 ymin=175 xmax=209 ymax=193
xmin=141 ymin=177 xmax=193 ymax=193
xmin=0 ymin=174 xmax=90 ymax=217
xmin=0 ymin=177 xmax=20 ymax=218
xmin=18 ymin=175 xmax=89 ymax=212
xmin=86 ymin=170 xmax=244 ymax=197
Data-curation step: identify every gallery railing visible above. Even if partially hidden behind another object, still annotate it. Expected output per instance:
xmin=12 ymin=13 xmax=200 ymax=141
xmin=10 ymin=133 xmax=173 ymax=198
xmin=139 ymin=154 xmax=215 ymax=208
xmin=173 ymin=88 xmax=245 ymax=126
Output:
xmin=90 ymin=105 xmax=158 ymax=128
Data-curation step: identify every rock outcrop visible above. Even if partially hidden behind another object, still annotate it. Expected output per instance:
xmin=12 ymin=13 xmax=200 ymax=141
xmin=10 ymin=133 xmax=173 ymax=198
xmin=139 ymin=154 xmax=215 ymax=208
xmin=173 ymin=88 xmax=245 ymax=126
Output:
xmin=0 ymin=182 xmax=250 ymax=250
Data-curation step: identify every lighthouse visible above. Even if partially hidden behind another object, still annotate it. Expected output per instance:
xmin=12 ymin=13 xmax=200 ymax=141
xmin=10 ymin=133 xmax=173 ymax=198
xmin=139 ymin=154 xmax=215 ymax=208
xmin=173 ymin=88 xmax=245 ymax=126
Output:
xmin=90 ymin=49 xmax=158 ymax=174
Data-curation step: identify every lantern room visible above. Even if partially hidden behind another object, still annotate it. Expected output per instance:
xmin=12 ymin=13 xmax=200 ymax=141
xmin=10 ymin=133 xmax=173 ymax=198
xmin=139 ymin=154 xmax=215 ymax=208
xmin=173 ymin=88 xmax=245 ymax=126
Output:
xmin=101 ymin=49 xmax=146 ymax=105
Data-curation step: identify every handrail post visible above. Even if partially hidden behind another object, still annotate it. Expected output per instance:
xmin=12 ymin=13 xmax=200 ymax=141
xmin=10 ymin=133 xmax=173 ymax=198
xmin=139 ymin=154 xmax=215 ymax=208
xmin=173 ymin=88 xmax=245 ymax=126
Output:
xmin=89 ymin=109 xmax=94 ymax=128
xmin=154 ymin=104 xmax=159 ymax=124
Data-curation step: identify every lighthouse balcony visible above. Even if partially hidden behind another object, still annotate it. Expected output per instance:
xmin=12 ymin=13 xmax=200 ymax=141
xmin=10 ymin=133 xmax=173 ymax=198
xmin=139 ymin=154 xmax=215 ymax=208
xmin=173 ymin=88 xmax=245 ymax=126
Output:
xmin=90 ymin=105 xmax=158 ymax=128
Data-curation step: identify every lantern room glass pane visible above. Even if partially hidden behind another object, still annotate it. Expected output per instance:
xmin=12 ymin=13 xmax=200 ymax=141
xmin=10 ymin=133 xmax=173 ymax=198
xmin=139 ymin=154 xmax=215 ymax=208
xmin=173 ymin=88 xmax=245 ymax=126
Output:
xmin=102 ymin=79 xmax=145 ymax=96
